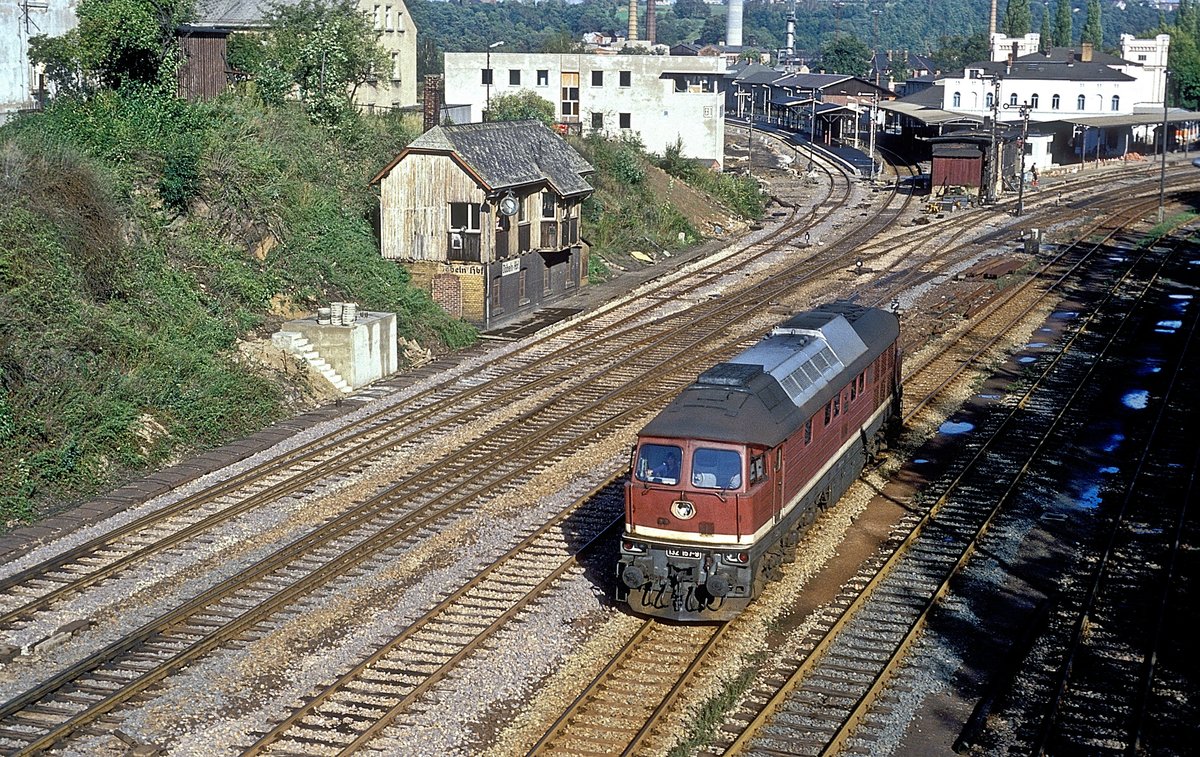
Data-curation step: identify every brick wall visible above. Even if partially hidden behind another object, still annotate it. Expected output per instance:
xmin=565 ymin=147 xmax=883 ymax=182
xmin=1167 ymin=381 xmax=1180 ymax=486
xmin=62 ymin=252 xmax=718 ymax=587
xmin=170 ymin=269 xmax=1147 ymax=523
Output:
xmin=431 ymin=273 xmax=462 ymax=318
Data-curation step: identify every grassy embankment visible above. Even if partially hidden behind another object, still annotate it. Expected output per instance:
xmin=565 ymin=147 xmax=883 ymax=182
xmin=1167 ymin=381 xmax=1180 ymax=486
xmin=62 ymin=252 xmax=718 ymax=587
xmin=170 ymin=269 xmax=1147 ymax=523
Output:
xmin=0 ymin=89 xmax=763 ymax=526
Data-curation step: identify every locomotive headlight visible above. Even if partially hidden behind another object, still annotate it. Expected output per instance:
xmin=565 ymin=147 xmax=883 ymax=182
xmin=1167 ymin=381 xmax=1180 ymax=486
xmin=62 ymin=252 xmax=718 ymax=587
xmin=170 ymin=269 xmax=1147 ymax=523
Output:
xmin=671 ymin=499 xmax=696 ymax=520
xmin=723 ymin=551 xmax=749 ymax=564
xmin=622 ymin=540 xmax=647 ymax=553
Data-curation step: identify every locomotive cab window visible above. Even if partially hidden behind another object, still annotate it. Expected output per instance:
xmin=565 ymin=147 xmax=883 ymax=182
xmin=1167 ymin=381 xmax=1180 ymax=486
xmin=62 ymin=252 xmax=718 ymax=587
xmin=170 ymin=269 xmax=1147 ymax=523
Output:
xmin=691 ymin=448 xmax=742 ymax=490
xmin=636 ymin=443 xmax=682 ymax=485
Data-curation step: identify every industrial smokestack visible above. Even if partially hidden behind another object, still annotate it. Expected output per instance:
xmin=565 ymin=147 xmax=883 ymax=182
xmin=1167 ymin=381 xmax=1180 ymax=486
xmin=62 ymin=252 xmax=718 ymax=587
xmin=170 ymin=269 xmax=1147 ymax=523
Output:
xmin=786 ymin=11 xmax=795 ymax=58
xmin=628 ymin=0 xmax=638 ymax=41
xmin=647 ymin=0 xmax=656 ymax=44
xmin=727 ymin=0 xmax=744 ymax=48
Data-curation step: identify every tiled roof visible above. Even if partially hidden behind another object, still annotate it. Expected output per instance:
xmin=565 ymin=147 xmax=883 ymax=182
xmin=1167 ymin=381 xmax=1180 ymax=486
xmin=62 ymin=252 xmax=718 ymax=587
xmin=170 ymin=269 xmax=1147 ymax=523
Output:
xmin=192 ymin=0 xmax=287 ymax=26
xmin=397 ymin=120 xmax=593 ymax=196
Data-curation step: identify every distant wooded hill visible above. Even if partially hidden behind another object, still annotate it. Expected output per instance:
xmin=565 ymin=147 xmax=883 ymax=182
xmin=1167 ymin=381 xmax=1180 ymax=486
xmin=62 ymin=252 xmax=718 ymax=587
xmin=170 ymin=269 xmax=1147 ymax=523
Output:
xmin=409 ymin=0 xmax=1166 ymax=76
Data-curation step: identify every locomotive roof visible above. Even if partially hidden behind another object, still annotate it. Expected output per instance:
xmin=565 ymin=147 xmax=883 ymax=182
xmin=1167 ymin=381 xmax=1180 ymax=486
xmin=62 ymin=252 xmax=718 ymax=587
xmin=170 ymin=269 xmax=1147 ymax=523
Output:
xmin=640 ymin=303 xmax=899 ymax=447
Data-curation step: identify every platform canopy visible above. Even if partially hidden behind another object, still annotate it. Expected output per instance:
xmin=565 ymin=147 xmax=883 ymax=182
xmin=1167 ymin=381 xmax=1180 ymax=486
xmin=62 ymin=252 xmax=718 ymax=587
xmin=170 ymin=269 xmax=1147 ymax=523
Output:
xmin=1058 ymin=109 xmax=1200 ymax=128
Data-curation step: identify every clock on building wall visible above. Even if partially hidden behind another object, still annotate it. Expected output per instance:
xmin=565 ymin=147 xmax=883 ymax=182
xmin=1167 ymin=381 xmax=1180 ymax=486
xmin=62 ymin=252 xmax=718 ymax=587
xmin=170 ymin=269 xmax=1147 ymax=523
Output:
xmin=498 ymin=192 xmax=519 ymax=217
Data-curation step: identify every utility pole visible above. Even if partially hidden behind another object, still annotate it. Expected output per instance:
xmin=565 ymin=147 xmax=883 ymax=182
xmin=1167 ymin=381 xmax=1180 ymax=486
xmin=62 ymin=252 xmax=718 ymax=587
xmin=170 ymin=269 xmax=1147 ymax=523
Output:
xmin=485 ymin=40 xmax=505 ymax=121
xmin=868 ymin=93 xmax=879 ymax=181
xmin=1159 ymin=70 xmax=1170 ymax=222
xmin=748 ymin=95 xmax=755 ymax=171
xmin=1004 ymin=98 xmax=1033 ymax=216
xmin=986 ymin=76 xmax=1002 ymax=204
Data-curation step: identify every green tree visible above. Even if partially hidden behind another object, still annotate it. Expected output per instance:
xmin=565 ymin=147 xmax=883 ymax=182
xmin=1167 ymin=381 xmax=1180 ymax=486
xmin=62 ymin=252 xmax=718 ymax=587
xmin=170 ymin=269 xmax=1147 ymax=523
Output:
xmin=1002 ymin=0 xmax=1033 ymax=36
xmin=931 ymin=33 xmax=989 ymax=69
xmin=1179 ymin=0 xmax=1199 ymax=37
xmin=486 ymin=90 xmax=555 ymax=126
xmin=820 ymin=33 xmax=871 ymax=76
xmin=699 ymin=15 xmax=726 ymax=45
xmin=250 ymin=0 xmax=387 ymax=124
xmin=540 ymin=30 xmax=584 ymax=53
xmin=1039 ymin=6 xmax=1051 ymax=51
xmin=1053 ymin=0 xmax=1072 ymax=45
xmin=29 ymin=0 xmax=192 ymax=92
xmin=673 ymin=0 xmax=709 ymax=21
xmin=1169 ymin=29 xmax=1200 ymax=109
xmin=28 ymin=30 xmax=85 ymax=95
xmin=1081 ymin=0 xmax=1102 ymax=45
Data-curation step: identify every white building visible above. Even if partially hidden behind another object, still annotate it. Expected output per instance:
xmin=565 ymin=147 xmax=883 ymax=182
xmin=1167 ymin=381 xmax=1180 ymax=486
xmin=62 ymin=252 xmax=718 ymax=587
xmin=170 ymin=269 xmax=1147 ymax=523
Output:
xmin=443 ymin=52 xmax=726 ymax=168
xmin=943 ymin=33 xmax=1170 ymax=123
xmin=1 ymin=0 xmax=79 ymax=123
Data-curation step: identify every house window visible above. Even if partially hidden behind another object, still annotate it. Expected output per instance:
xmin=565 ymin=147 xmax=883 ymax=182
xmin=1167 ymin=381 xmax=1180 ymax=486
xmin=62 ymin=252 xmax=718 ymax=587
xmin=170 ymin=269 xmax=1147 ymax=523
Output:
xmin=986 ymin=92 xmax=994 ymax=108
xmin=491 ymin=276 xmax=502 ymax=310
xmin=537 ymin=69 xmax=549 ymax=86
xmin=1052 ymin=94 xmax=1061 ymax=109
xmin=482 ymin=68 xmax=493 ymax=86
xmin=591 ymin=70 xmax=603 ymax=86
xmin=1009 ymin=93 xmax=1018 ymax=106
xmin=619 ymin=70 xmax=631 ymax=87
xmin=591 ymin=112 xmax=603 ymax=129
xmin=509 ymin=69 xmax=520 ymax=86
xmin=373 ymin=4 xmax=381 ymax=29
xmin=1077 ymin=94 xmax=1086 ymax=110
xmin=619 ymin=112 xmax=631 ymax=129
xmin=450 ymin=202 xmax=481 ymax=231
xmin=391 ymin=52 xmax=400 ymax=81
xmin=385 ymin=5 xmax=393 ymax=30
xmin=518 ymin=269 xmax=527 ymax=302
xmin=1111 ymin=95 xmax=1120 ymax=111
xmin=1138 ymin=54 xmax=1147 ymax=61
xmin=561 ymin=72 xmax=580 ymax=118
xmin=952 ymin=91 xmax=961 ymax=107
xmin=1030 ymin=93 xmax=1039 ymax=108
xmin=542 ymin=192 xmax=556 ymax=218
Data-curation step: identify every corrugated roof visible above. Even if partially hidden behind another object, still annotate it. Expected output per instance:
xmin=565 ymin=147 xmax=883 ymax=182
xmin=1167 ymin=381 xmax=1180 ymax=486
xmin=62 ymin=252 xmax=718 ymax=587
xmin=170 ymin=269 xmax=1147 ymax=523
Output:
xmin=374 ymin=120 xmax=594 ymax=196
xmin=1060 ymin=109 xmax=1200 ymax=128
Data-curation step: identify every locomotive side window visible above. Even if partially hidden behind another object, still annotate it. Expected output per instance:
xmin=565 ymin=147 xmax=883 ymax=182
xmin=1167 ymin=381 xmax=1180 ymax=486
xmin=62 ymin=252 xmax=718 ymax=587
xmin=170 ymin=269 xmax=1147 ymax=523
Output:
xmin=833 ymin=395 xmax=840 ymax=417
xmin=824 ymin=402 xmax=831 ymax=425
xmin=636 ymin=444 xmax=682 ymax=485
xmin=691 ymin=448 xmax=742 ymax=490
xmin=804 ymin=419 xmax=812 ymax=444
xmin=850 ymin=379 xmax=857 ymax=401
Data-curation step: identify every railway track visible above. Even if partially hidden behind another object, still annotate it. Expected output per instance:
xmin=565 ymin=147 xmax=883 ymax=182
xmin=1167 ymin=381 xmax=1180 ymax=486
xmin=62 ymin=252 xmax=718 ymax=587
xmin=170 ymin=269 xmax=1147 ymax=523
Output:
xmin=528 ymin=621 xmax=726 ymax=757
xmin=1025 ymin=258 xmax=1200 ymax=754
xmin=2 ymin=146 xmax=1197 ymax=754
xmin=707 ymin=205 xmax=1178 ymax=757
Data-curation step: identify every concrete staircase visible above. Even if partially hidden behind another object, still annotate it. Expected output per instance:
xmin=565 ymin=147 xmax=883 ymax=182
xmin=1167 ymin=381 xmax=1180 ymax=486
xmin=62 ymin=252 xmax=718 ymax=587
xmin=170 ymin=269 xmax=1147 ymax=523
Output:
xmin=272 ymin=331 xmax=352 ymax=394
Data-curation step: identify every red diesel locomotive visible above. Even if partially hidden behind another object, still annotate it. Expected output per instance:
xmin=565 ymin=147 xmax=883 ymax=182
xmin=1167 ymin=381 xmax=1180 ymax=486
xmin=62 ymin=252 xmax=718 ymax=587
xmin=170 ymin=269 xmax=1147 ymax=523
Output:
xmin=616 ymin=302 xmax=901 ymax=621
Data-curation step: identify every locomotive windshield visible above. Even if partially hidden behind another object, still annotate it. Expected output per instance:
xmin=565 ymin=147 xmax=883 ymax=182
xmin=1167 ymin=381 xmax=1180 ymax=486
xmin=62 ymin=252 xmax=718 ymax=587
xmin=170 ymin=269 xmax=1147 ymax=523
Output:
xmin=636 ymin=444 xmax=682 ymax=485
xmin=690 ymin=448 xmax=743 ymax=490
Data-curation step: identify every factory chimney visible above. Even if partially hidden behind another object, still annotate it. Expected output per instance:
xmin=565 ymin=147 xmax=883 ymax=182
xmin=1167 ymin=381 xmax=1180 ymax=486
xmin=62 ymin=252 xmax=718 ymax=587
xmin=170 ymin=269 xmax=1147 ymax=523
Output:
xmin=647 ymin=0 xmax=656 ymax=43
xmin=727 ymin=0 xmax=744 ymax=48
xmin=786 ymin=9 xmax=795 ymax=59
xmin=628 ymin=0 xmax=638 ymax=41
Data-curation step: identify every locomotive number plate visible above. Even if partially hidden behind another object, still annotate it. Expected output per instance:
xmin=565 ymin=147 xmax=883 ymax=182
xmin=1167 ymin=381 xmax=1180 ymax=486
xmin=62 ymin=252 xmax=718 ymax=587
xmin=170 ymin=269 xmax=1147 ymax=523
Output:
xmin=665 ymin=548 xmax=703 ymax=559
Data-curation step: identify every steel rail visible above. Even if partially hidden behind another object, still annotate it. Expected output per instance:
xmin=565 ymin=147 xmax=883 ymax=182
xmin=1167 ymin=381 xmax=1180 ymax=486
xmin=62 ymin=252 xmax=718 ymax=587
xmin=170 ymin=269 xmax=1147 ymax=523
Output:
xmin=723 ymin=217 xmax=1172 ymax=756
xmin=1032 ymin=271 xmax=1200 ymax=756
